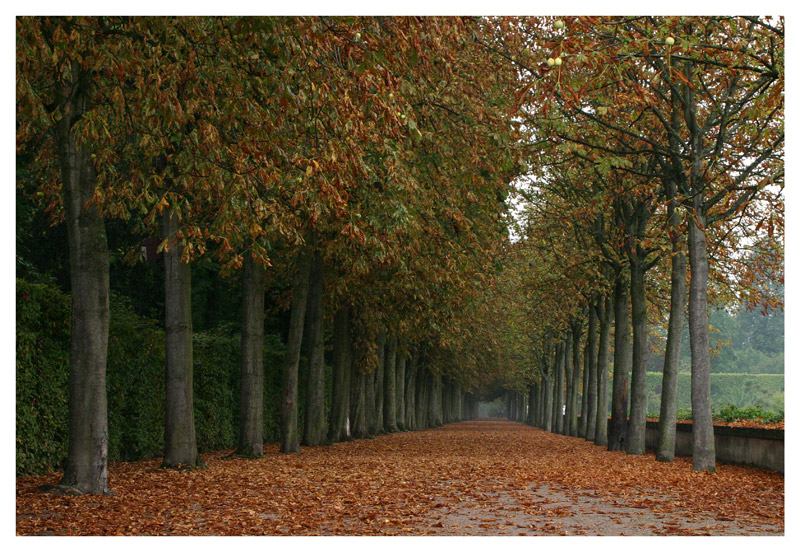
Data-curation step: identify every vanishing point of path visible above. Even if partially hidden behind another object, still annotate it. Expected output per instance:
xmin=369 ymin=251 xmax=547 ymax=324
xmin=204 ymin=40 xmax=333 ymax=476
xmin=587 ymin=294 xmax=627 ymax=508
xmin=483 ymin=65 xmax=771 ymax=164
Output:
xmin=16 ymin=420 xmax=784 ymax=536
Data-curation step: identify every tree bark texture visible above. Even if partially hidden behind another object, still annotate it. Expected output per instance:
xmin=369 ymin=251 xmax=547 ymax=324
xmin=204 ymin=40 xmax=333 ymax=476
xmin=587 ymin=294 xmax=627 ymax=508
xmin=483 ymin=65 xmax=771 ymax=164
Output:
xmin=55 ymin=72 xmax=111 ymax=492
xmin=569 ymin=323 xmax=582 ymax=437
xmin=383 ymin=336 xmax=399 ymax=432
xmin=688 ymin=206 xmax=716 ymax=471
xmin=280 ymin=250 xmax=312 ymax=453
xmin=396 ymin=350 xmax=406 ymax=429
xmin=302 ymin=251 xmax=327 ymax=446
xmin=627 ymin=257 xmax=649 ymax=455
xmin=608 ymin=274 xmax=630 ymax=452
xmin=374 ymin=332 xmax=385 ymax=433
xmin=584 ymin=303 xmax=598 ymax=441
xmin=657 ymin=181 xmax=687 ymax=462
xmin=404 ymin=351 xmax=417 ymax=429
xmin=161 ymin=209 xmax=203 ymax=468
xmin=328 ymin=307 xmax=352 ymax=443
xmin=594 ymin=295 xmax=612 ymax=447
xmin=238 ymin=253 xmax=265 ymax=457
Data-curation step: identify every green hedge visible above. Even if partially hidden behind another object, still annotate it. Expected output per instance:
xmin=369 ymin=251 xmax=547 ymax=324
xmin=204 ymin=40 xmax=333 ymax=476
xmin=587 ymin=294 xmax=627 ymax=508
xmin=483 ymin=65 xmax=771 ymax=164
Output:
xmin=16 ymin=279 xmax=290 ymax=476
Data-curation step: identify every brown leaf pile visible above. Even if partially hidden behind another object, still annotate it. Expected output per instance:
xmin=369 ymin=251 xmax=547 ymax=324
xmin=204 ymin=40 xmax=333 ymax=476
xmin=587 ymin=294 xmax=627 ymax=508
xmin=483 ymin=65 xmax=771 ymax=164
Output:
xmin=16 ymin=421 xmax=784 ymax=536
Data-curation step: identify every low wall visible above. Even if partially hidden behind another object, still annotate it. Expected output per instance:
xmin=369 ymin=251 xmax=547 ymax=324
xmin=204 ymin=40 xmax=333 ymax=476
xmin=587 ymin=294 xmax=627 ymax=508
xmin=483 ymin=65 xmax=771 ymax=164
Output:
xmin=643 ymin=420 xmax=784 ymax=473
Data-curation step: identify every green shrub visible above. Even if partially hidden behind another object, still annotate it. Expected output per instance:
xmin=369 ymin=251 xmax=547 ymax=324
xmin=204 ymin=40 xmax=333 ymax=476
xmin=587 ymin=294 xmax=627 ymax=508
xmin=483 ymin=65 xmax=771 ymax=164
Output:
xmin=713 ymin=404 xmax=784 ymax=423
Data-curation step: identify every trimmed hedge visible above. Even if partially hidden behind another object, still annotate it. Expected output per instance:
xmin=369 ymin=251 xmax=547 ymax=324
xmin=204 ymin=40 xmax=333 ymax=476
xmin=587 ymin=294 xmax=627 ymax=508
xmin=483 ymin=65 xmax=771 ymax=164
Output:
xmin=16 ymin=279 xmax=290 ymax=476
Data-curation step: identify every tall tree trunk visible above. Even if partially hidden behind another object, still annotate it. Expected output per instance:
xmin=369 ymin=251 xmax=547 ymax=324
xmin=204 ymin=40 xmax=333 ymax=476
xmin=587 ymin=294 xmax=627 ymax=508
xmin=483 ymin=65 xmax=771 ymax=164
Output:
xmin=550 ymin=344 xmax=561 ymax=433
xmin=53 ymin=76 xmax=111 ymax=492
xmin=527 ymin=385 xmax=536 ymax=425
xmin=405 ymin=351 xmax=417 ymax=429
xmin=627 ymin=256 xmax=648 ymax=455
xmin=237 ymin=253 xmax=265 ymax=457
xmin=396 ymin=348 xmax=406 ymax=430
xmin=584 ymin=303 xmax=598 ymax=441
xmin=608 ymin=274 xmax=630 ymax=451
xmin=383 ymin=336 xmax=399 ymax=432
xmin=579 ymin=336 xmax=590 ymax=438
xmin=563 ymin=333 xmax=573 ymax=435
xmin=365 ymin=364 xmax=377 ymax=436
xmin=328 ymin=307 xmax=352 ymax=442
xmin=161 ymin=209 xmax=203 ymax=468
xmin=555 ymin=341 xmax=567 ymax=434
xmin=569 ymin=322 xmax=582 ymax=436
xmin=594 ymin=295 xmax=612 ymax=447
xmin=416 ymin=366 xmax=426 ymax=428
xmin=543 ymin=367 xmax=554 ymax=432
xmin=688 ymin=204 xmax=716 ymax=471
xmin=658 ymin=179 xmax=687 ymax=462
xmin=280 ymin=250 xmax=312 ymax=453
xmin=374 ymin=332 xmax=385 ymax=433
xmin=432 ymin=373 xmax=443 ymax=426
xmin=350 ymin=364 xmax=368 ymax=439
xmin=302 ymin=250 xmax=327 ymax=446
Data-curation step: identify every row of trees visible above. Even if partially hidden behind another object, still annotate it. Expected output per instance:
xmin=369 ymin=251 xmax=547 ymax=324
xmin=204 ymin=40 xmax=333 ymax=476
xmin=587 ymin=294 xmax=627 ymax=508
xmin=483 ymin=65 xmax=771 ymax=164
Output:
xmin=16 ymin=16 xmax=782 ymax=495
xmin=17 ymin=16 xmax=522 ymax=494
xmin=491 ymin=16 xmax=783 ymax=470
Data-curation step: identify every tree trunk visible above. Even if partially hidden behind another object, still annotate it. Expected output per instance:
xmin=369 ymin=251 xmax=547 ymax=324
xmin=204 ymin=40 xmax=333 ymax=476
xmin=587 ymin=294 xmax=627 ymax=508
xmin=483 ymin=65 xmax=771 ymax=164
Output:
xmin=627 ymin=257 xmax=648 ymax=455
xmin=554 ymin=341 xmax=566 ymax=434
xmin=396 ymin=348 xmax=406 ymax=430
xmin=383 ymin=336 xmax=399 ymax=432
xmin=161 ymin=209 xmax=203 ymax=468
xmin=594 ymin=295 xmax=612 ymax=447
xmin=302 ymin=250 xmax=327 ymax=446
xmin=432 ymin=373 xmax=443 ymax=426
xmin=563 ymin=333 xmax=573 ymax=435
xmin=350 ymin=363 xmax=368 ymax=439
xmin=416 ymin=364 xmax=428 ymax=429
xmin=237 ymin=253 xmax=265 ymax=457
xmin=374 ymin=332 xmax=385 ymax=433
xmin=365 ymin=363 xmax=377 ymax=436
xmin=658 ymin=179 xmax=687 ymax=462
xmin=53 ymin=78 xmax=111 ymax=492
xmin=569 ymin=322 xmax=582 ymax=436
xmin=405 ymin=351 xmax=417 ymax=429
xmin=328 ymin=307 xmax=352 ymax=443
xmin=543 ymin=367 xmax=554 ymax=432
xmin=688 ymin=205 xmax=716 ymax=471
xmin=608 ymin=274 xmax=630 ymax=451
xmin=584 ymin=303 xmax=598 ymax=441
xmin=280 ymin=250 xmax=312 ymax=453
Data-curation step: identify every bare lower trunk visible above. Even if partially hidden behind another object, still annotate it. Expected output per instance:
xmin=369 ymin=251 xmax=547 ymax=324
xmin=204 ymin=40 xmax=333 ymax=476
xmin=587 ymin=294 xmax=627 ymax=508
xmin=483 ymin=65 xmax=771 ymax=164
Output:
xmin=563 ymin=333 xmax=573 ymax=435
xmin=374 ymin=332 xmax=385 ymax=432
xmin=688 ymin=207 xmax=716 ymax=471
xmin=302 ymin=251 xmax=326 ymax=446
xmin=627 ymin=258 xmax=648 ymax=455
xmin=594 ymin=295 xmax=612 ymax=447
xmin=383 ymin=336 xmax=399 ymax=432
xmin=569 ymin=323 xmax=582 ymax=436
xmin=405 ymin=351 xmax=417 ymax=429
xmin=608 ymin=274 xmax=630 ymax=452
xmin=396 ymin=349 xmax=406 ymax=430
xmin=584 ymin=304 xmax=598 ymax=440
xmin=328 ymin=307 xmax=352 ymax=442
xmin=280 ymin=250 xmax=312 ymax=453
xmin=552 ymin=343 xmax=564 ymax=433
xmin=54 ymin=83 xmax=111 ymax=492
xmin=658 ymin=182 xmax=687 ymax=462
xmin=237 ymin=253 xmax=265 ymax=457
xmin=161 ymin=209 xmax=203 ymax=468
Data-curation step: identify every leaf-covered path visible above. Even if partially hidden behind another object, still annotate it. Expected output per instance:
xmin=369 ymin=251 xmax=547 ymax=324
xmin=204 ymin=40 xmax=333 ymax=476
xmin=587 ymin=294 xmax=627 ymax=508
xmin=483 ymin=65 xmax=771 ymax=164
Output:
xmin=16 ymin=420 xmax=783 ymax=536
